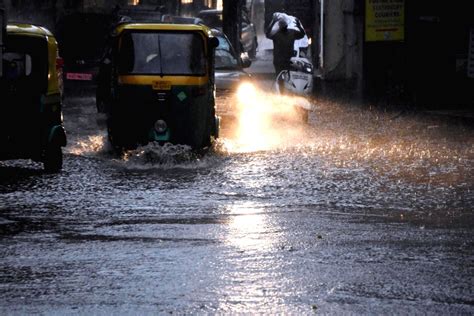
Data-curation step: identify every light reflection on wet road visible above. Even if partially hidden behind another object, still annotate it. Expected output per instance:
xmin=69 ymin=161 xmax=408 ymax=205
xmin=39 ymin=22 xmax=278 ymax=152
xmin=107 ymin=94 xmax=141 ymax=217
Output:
xmin=0 ymin=94 xmax=473 ymax=314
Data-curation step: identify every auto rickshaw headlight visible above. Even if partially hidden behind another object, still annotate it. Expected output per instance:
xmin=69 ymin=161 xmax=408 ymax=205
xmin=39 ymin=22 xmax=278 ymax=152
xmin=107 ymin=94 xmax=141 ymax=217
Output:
xmin=154 ymin=120 xmax=168 ymax=134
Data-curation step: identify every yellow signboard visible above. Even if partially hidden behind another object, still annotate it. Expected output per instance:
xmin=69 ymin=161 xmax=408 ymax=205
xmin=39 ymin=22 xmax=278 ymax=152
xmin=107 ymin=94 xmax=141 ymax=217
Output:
xmin=365 ymin=0 xmax=405 ymax=42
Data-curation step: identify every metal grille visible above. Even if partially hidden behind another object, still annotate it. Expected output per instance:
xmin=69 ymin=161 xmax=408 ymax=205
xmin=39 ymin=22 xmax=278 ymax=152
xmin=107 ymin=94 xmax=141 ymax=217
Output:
xmin=468 ymin=27 xmax=474 ymax=78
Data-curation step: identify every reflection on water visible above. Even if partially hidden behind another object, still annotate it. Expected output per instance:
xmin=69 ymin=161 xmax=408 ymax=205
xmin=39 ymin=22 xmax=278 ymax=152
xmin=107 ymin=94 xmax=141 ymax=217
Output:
xmin=225 ymin=202 xmax=271 ymax=251
xmin=217 ymin=201 xmax=289 ymax=312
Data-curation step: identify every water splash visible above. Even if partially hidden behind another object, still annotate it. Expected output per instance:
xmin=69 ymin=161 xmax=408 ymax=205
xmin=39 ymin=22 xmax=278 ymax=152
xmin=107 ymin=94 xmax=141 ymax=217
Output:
xmin=116 ymin=142 xmax=216 ymax=170
xmin=66 ymin=134 xmax=110 ymax=156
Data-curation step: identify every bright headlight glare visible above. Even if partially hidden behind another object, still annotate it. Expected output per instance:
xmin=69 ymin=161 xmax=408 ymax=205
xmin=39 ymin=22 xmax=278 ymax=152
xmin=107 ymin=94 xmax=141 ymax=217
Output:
xmin=237 ymin=82 xmax=257 ymax=104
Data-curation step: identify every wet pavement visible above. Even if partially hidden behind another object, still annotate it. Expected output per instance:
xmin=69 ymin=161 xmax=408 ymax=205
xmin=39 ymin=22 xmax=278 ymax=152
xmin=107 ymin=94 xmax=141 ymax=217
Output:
xmin=1 ymin=86 xmax=473 ymax=313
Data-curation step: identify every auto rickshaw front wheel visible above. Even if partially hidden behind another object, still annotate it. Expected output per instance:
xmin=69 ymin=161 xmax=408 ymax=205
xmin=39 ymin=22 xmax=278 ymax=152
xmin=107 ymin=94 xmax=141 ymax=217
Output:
xmin=43 ymin=145 xmax=63 ymax=173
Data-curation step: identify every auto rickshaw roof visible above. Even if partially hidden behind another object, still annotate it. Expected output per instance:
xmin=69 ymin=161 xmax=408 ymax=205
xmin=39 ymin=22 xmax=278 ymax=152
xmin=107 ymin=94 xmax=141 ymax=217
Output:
xmin=115 ymin=23 xmax=212 ymax=37
xmin=7 ymin=23 xmax=54 ymax=38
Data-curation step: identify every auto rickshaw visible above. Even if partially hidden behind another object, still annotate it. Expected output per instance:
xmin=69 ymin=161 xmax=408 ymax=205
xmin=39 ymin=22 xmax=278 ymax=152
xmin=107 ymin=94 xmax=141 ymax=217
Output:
xmin=97 ymin=23 xmax=219 ymax=151
xmin=0 ymin=24 xmax=66 ymax=172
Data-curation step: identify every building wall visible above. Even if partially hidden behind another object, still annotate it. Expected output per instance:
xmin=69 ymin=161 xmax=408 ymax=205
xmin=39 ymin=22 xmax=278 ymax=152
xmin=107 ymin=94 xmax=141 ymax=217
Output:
xmin=5 ymin=0 xmax=58 ymax=30
xmin=322 ymin=0 xmax=345 ymax=79
xmin=319 ymin=0 xmax=473 ymax=107
xmin=318 ymin=0 xmax=364 ymax=98
xmin=404 ymin=0 xmax=473 ymax=107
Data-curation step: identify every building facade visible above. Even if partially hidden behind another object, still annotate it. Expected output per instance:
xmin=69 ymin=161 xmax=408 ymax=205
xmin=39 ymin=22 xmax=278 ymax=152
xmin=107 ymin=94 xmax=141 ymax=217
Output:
xmin=265 ymin=0 xmax=473 ymax=107
xmin=315 ymin=0 xmax=473 ymax=106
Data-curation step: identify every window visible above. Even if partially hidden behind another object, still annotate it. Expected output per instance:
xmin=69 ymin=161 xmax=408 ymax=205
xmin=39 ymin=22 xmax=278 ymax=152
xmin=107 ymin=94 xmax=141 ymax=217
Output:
xmin=119 ymin=32 xmax=206 ymax=76
xmin=3 ymin=53 xmax=32 ymax=78
xmin=4 ymin=35 xmax=48 ymax=91
xmin=215 ymin=35 xmax=239 ymax=69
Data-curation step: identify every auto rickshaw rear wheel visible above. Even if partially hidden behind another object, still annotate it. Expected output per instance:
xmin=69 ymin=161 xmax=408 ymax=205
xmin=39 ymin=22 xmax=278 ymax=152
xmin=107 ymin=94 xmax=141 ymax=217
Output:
xmin=187 ymin=102 xmax=212 ymax=149
xmin=43 ymin=145 xmax=63 ymax=173
xmin=107 ymin=116 xmax=133 ymax=153
xmin=107 ymin=122 xmax=119 ymax=151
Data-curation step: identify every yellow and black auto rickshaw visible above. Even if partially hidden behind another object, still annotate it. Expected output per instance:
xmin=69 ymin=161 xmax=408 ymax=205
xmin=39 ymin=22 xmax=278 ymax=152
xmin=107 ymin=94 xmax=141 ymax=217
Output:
xmin=0 ymin=24 xmax=66 ymax=172
xmin=97 ymin=23 xmax=219 ymax=151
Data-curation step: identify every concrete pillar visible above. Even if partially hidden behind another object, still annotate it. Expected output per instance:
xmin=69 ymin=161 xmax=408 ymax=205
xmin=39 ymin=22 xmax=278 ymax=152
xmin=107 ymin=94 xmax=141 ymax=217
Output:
xmin=319 ymin=0 xmax=364 ymax=99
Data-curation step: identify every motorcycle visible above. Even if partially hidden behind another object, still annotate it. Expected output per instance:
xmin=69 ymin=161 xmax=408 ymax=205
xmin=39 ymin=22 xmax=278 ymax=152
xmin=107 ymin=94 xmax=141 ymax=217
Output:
xmin=273 ymin=40 xmax=314 ymax=123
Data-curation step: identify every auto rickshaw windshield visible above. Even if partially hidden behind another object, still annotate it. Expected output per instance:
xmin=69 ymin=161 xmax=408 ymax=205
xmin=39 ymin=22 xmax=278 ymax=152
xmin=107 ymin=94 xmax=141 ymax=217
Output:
xmin=118 ymin=31 xmax=207 ymax=76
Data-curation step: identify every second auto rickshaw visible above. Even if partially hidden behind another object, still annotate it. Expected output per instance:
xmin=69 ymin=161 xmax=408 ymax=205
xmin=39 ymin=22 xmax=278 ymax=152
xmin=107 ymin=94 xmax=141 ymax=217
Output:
xmin=97 ymin=22 xmax=220 ymax=151
xmin=0 ymin=23 xmax=66 ymax=172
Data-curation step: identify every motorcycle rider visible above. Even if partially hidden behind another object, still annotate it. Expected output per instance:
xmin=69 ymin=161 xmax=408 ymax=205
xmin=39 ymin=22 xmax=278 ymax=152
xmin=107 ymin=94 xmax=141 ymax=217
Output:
xmin=265 ymin=12 xmax=305 ymax=76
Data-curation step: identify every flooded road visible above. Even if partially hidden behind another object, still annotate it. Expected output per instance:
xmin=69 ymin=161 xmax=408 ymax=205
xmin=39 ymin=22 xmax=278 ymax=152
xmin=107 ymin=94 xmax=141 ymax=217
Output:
xmin=1 ymin=92 xmax=473 ymax=314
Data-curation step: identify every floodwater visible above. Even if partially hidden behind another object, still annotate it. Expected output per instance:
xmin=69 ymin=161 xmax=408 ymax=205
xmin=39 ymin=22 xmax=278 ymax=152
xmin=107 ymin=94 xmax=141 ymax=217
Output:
xmin=0 ymin=90 xmax=473 ymax=314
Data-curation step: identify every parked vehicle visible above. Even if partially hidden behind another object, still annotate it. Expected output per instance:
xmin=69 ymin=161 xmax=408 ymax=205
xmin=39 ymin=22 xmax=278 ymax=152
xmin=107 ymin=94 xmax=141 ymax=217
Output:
xmin=55 ymin=12 xmax=116 ymax=95
xmin=211 ymin=28 xmax=252 ymax=120
xmin=117 ymin=5 xmax=163 ymax=22
xmin=213 ymin=28 xmax=252 ymax=90
xmin=0 ymin=23 xmax=66 ymax=172
xmin=97 ymin=23 xmax=220 ymax=151
xmin=198 ymin=9 xmax=258 ymax=59
xmin=161 ymin=14 xmax=203 ymax=25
